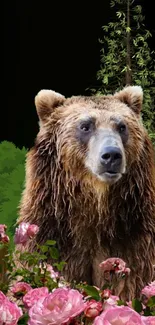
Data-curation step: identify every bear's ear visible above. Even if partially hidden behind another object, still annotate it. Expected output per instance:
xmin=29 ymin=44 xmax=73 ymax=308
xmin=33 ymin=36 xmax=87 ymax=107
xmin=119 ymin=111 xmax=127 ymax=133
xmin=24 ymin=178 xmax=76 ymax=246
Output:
xmin=35 ymin=89 xmax=66 ymax=122
xmin=114 ymin=86 xmax=143 ymax=115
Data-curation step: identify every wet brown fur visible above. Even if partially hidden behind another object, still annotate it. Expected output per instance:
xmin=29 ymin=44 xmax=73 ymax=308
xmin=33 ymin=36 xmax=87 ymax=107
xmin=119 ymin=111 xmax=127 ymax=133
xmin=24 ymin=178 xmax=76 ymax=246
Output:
xmin=16 ymin=87 xmax=155 ymax=301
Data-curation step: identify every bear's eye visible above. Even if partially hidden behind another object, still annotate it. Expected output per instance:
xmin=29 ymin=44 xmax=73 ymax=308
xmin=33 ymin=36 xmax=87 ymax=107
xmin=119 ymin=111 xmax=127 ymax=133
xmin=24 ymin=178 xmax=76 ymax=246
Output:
xmin=76 ymin=118 xmax=95 ymax=143
xmin=118 ymin=123 xmax=126 ymax=133
xmin=80 ymin=123 xmax=92 ymax=132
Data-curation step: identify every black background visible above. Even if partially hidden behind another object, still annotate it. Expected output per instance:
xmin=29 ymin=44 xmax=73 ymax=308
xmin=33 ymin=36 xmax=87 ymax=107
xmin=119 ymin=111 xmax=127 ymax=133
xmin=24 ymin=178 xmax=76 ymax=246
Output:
xmin=3 ymin=1 xmax=155 ymax=149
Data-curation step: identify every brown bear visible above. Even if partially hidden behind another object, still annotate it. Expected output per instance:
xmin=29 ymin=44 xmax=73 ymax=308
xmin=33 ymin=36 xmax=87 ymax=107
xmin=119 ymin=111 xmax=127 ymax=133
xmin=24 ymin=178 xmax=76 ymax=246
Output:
xmin=16 ymin=86 xmax=155 ymax=300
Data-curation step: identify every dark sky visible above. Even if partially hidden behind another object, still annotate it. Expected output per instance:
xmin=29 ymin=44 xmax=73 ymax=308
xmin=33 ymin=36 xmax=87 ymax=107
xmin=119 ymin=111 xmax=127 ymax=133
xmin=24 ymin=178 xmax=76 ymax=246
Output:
xmin=3 ymin=1 xmax=155 ymax=149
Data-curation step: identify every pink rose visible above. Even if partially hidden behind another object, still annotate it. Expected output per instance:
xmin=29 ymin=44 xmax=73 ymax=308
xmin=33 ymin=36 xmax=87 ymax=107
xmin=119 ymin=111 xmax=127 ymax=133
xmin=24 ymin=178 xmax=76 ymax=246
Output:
xmin=141 ymin=281 xmax=155 ymax=299
xmin=46 ymin=264 xmax=59 ymax=280
xmin=141 ymin=316 xmax=155 ymax=325
xmin=0 ymin=224 xmax=7 ymax=233
xmin=14 ymin=222 xmax=39 ymax=245
xmin=11 ymin=282 xmax=32 ymax=295
xmin=27 ymin=224 xmax=39 ymax=238
xmin=84 ymin=299 xmax=103 ymax=318
xmin=28 ymin=287 xmax=86 ymax=325
xmin=0 ymin=291 xmax=23 ymax=325
xmin=93 ymin=306 xmax=145 ymax=325
xmin=14 ymin=222 xmax=29 ymax=244
xmin=100 ymin=289 xmax=112 ymax=299
xmin=103 ymin=295 xmax=119 ymax=311
xmin=0 ymin=232 xmax=10 ymax=243
xmin=23 ymin=287 xmax=49 ymax=309
xmin=99 ymin=258 xmax=130 ymax=276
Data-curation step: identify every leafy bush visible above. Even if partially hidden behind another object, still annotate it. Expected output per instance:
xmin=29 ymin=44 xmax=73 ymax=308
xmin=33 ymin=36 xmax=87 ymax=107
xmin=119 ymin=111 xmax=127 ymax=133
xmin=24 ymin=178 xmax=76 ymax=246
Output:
xmin=91 ymin=0 xmax=155 ymax=146
xmin=0 ymin=141 xmax=27 ymax=243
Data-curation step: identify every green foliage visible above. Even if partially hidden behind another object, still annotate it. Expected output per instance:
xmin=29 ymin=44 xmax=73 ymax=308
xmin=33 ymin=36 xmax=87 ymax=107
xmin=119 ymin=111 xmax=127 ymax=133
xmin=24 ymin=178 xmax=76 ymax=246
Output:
xmin=0 ymin=239 xmax=64 ymax=294
xmin=132 ymin=298 xmax=143 ymax=313
xmin=147 ymin=296 xmax=155 ymax=308
xmin=0 ymin=141 xmax=27 ymax=244
xmin=53 ymin=261 xmax=67 ymax=271
xmin=93 ymin=0 xmax=155 ymax=145
xmin=17 ymin=314 xmax=29 ymax=325
xmin=77 ymin=284 xmax=101 ymax=301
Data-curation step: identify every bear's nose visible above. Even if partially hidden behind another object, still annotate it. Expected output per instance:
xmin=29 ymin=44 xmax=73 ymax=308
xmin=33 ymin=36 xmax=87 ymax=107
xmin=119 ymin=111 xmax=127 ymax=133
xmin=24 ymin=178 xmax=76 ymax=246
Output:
xmin=100 ymin=146 xmax=122 ymax=169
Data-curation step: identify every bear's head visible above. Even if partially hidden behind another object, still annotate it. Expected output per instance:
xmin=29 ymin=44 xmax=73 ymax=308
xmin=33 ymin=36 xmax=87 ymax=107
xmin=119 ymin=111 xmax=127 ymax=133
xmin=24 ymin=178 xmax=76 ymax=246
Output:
xmin=35 ymin=86 xmax=145 ymax=185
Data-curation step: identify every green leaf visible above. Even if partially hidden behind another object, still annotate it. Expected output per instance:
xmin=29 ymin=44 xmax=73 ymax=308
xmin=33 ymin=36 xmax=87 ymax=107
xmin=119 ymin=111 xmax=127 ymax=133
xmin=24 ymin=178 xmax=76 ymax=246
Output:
xmin=121 ymin=66 xmax=127 ymax=73
xmin=143 ymin=306 xmax=152 ymax=316
xmin=147 ymin=296 xmax=155 ymax=308
xmin=41 ymin=245 xmax=49 ymax=253
xmin=116 ymin=30 xmax=121 ymax=35
xmin=53 ymin=261 xmax=66 ymax=271
xmin=34 ymin=274 xmax=42 ymax=284
xmin=102 ymin=25 xmax=109 ymax=32
xmin=103 ymin=75 xmax=108 ymax=84
xmin=126 ymin=27 xmax=131 ymax=33
xmin=132 ymin=299 xmax=143 ymax=313
xmin=38 ymin=254 xmax=47 ymax=260
xmin=17 ymin=313 xmax=29 ymax=325
xmin=116 ymin=11 xmax=123 ymax=19
xmin=110 ymin=0 xmax=115 ymax=7
xmin=134 ymin=5 xmax=142 ymax=14
xmin=80 ymin=285 xmax=101 ymax=301
xmin=28 ymin=259 xmax=37 ymax=267
xmin=117 ymin=300 xmax=126 ymax=306
xmin=45 ymin=240 xmax=56 ymax=246
xmin=49 ymin=247 xmax=59 ymax=259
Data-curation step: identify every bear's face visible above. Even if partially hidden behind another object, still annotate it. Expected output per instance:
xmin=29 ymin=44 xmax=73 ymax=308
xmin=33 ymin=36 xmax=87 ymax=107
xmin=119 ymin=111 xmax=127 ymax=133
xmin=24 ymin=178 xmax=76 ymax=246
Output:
xmin=76 ymin=105 xmax=129 ymax=184
xmin=35 ymin=86 xmax=144 ymax=185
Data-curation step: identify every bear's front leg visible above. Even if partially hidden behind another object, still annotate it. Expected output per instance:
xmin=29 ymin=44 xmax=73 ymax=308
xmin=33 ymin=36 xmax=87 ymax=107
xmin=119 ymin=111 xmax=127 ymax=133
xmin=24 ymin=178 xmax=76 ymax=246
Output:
xmin=62 ymin=250 xmax=93 ymax=285
xmin=121 ymin=257 xmax=154 ymax=300
xmin=92 ymin=255 xmax=132 ymax=301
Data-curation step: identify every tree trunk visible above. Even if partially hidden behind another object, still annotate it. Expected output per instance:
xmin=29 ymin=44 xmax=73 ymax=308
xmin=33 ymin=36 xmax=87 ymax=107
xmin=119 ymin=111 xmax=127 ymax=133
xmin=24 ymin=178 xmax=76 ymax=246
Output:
xmin=126 ymin=0 xmax=132 ymax=85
